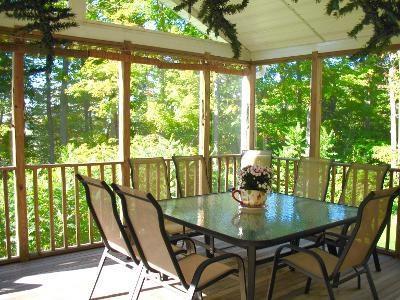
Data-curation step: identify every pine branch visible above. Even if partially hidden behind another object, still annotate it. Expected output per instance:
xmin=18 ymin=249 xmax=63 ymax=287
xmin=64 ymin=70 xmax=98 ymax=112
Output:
xmin=174 ymin=0 xmax=248 ymax=58
xmin=0 ymin=0 xmax=77 ymax=72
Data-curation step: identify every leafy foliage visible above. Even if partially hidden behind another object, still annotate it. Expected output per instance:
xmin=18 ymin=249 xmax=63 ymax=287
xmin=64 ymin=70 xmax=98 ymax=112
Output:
xmin=174 ymin=0 xmax=248 ymax=58
xmin=0 ymin=0 xmax=77 ymax=71
xmin=321 ymin=0 xmax=400 ymax=56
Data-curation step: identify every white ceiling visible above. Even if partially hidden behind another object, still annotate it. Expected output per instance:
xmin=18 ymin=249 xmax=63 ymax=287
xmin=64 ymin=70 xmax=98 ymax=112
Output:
xmin=165 ymin=0 xmax=400 ymax=61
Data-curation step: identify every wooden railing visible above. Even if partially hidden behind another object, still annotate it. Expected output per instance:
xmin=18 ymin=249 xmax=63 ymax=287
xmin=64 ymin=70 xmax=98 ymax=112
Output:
xmin=0 ymin=155 xmax=399 ymax=264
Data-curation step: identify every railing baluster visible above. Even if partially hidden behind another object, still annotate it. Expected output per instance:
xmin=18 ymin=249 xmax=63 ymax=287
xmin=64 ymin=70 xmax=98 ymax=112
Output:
xmin=32 ymin=168 xmax=41 ymax=254
xmin=3 ymin=170 xmax=11 ymax=259
xmin=74 ymin=166 xmax=80 ymax=247
xmin=100 ymin=164 xmax=104 ymax=181
xmin=233 ymin=157 xmax=237 ymax=188
xmin=48 ymin=167 xmax=55 ymax=251
xmin=156 ymin=162 xmax=161 ymax=199
xmin=330 ymin=165 xmax=336 ymax=203
xmin=87 ymin=166 xmax=93 ymax=244
xmin=396 ymin=171 xmax=400 ymax=256
xmin=111 ymin=163 xmax=116 ymax=184
xmin=184 ymin=161 xmax=189 ymax=197
xmin=61 ymin=166 xmax=68 ymax=249
xmin=276 ymin=158 xmax=281 ymax=193
xmin=217 ymin=157 xmax=222 ymax=193
xmin=145 ymin=163 xmax=150 ymax=192
xmin=225 ymin=157 xmax=229 ymax=192
xmin=194 ymin=159 xmax=199 ymax=195
xmin=285 ymin=160 xmax=289 ymax=194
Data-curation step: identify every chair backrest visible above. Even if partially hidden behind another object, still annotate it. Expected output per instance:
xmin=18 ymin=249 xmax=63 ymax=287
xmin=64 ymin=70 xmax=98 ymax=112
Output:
xmin=241 ymin=150 xmax=272 ymax=169
xmin=293 ymin=157 xmax=332 ymax=201
xmin=172 ymin=155 xmax=210 ymax=197
xmin=336 ymin=187 xmax=399 ymax=273
xmin=76 ymin=174 xmax=138 ymax=263
xmin=112 ymin=184 xmax=188 ymax=287
xmin=339 ymin=163 xmax=390 ymax=207
xmin=129 ymin=157 xmax=171 ymax=200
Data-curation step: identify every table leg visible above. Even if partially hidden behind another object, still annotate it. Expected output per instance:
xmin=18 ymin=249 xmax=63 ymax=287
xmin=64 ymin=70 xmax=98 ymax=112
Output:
xmin=247 ymin=245 xmax=256 ymax=300
xmin=204 ymin=235 xmax=214 ymax=258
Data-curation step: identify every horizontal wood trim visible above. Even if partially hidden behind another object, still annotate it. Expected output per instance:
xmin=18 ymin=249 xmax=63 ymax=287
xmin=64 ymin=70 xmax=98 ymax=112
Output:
xmin=0 ymin=42 xmax=249 ymax=75
xmin=251 ymin=43 xmax=400 ymax=65
xmin=0 ymin=26 xmax=248 ymax=65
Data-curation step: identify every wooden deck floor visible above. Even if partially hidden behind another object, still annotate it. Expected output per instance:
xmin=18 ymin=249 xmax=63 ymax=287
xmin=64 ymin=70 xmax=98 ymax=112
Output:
xmin=1 ymin=244 xmax=400 ymax=300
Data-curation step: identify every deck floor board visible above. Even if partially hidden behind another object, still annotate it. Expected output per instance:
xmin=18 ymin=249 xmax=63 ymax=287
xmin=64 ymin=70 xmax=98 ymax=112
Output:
xmin=0 ymin=242 xmax=399 ymax=300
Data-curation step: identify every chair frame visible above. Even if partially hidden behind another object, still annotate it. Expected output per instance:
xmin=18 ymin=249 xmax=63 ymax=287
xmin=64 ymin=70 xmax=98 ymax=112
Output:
xmin=129 ymin=157 xmax=172 ymax=199
xmin=112 ymin=184 xmax=247 ymax=300
xmin=76 ymin=174 xmax=141 ymax=300
xmin=267 ymin=187 xmax=400 ymax=300
xmin=326 ymin=163 xmax=390 ymax=271
xmin=172 ymin=155 xmax=211 ymax=198
xmin=293 ymin=157 xmax=332 ymax=201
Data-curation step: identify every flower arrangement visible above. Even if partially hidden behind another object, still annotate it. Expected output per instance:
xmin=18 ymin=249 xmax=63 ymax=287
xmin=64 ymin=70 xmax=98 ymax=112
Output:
xmin=238 ymin=165 xmax=273 ymax=192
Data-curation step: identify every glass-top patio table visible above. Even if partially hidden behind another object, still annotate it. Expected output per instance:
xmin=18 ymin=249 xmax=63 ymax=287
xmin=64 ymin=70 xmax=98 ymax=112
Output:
xmin=159 ymin=192 xmax=358 ymax=300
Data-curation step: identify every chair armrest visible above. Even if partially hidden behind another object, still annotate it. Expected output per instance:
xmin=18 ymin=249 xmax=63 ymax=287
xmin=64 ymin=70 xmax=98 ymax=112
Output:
xmin=274 ymin=244 xmax=331 ymax=279
xmin=190 ymin=253 xmax=244 ymax=287
xmin=324 ymin=231 xmax=350 ymax=241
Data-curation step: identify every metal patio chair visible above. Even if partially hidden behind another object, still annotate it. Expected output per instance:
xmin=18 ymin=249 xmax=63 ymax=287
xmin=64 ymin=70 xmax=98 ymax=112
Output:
xmin=241 ymin=149 xmax=272 ymax=169
xmin=129 ymin=157 xmax=185 ymax=235
xmin=293 ymin=157 xmax=332 ymax=201
xmin=324 ymin=163 xmax=390 ymax=271
xmin=267 ymin=186 xmax=400 ymax=300
xmin=76 ymin=174 xmax=142 ymax=299
xmin=112 ymin=183 xmax=247 ymax=300
xmin=172 ymin=155 xmax=211 ymax=197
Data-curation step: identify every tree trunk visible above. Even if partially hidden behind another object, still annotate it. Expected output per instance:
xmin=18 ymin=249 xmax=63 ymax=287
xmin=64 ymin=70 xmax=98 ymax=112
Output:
xmin=389 ymin=53 xmax=397 ymax=167
xmin=83 ymin=94 xmax=91 ymax=133
xmin=45 ymin=70 xmax=55 ymax=163
xmin=60 ymin=58 xmax=69 ymax=145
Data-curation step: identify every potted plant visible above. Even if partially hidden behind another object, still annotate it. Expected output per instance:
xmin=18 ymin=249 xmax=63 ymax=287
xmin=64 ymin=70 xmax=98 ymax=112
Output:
xmin=232 ymin=165 xmax=273 ymax=208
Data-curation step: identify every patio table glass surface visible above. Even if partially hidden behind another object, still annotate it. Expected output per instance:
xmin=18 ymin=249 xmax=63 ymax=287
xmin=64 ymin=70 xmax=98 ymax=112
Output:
xmin=159 ymin=192 xmax=359 ymax=246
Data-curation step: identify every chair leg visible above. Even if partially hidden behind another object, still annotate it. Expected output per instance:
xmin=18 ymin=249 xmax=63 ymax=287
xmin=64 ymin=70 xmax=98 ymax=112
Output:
xmin=267 ymin=258 xmax=279 ymax=300
xmin=305 ymin=277 xmax=312 ymax=294
xmin=89 ymin=248 xmax=108 ymax=299
xmin=236 ymin=258 xmax=247 ymax=300
xmin=365 ymin=264 xmax=379 ymax=300
xmin=130 ymin=268 xmax=145 ymax=300
xmin=372 ymin=248 xmax=381 ymax=272
xmin=324 ymin=279 xmax=335 ymax=300
xmin=128 ymin=264 xmax=144 ymax=300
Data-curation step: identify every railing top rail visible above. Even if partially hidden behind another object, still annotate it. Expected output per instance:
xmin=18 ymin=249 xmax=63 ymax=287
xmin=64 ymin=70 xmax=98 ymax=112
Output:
xmin=0 ymin=166 xmax=16 ymax=171
xmin=210 ymin=154 xmax=241 ymax=158
xmin=25 ymin=161 xmax=123 ymax=169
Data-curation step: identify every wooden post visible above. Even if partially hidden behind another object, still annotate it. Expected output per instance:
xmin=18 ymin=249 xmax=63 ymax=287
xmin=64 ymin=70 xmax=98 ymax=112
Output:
xmin=118 ymin=45 xmax=131 ymax=187
xmin=68 ymin=0 xmax=86 ymax=21
xmin=309 ymin=51 xmax=322 ymax=158
xmin=12 ymin=49 xmax=29 ymax=260
xmin=241 ymin=65 xmax=256 ymax=150
xmin=199 ymin=67 xmax=211 ymax=193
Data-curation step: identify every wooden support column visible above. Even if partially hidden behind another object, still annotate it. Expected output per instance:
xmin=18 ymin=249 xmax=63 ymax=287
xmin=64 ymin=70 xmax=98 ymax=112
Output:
xmin=68 ymin=0 xmax=86 ymax=21
xmin=309 ymin=51 xmax=322 ymax=158
xmin=118 ymin=46 xmax=131 ymax=187
xmin=199 ymin=68 xmax=211 ymax=193
xmin=12 ymin=49 xmax=29 ymax=260
xmin=241 ymin=65 xmax=256 ymax=150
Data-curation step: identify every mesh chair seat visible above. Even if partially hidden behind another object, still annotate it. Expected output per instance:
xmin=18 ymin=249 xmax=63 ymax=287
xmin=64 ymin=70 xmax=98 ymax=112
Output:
xmin=294 ymin=157 xmax=332 ymax=201
xmin=284 ymin=248 xmax=339 ymax=278
xmin=179 ymin=253 xmax=236 ymax=288
xmin=130 ymin=157 xmax=187 ymax=236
